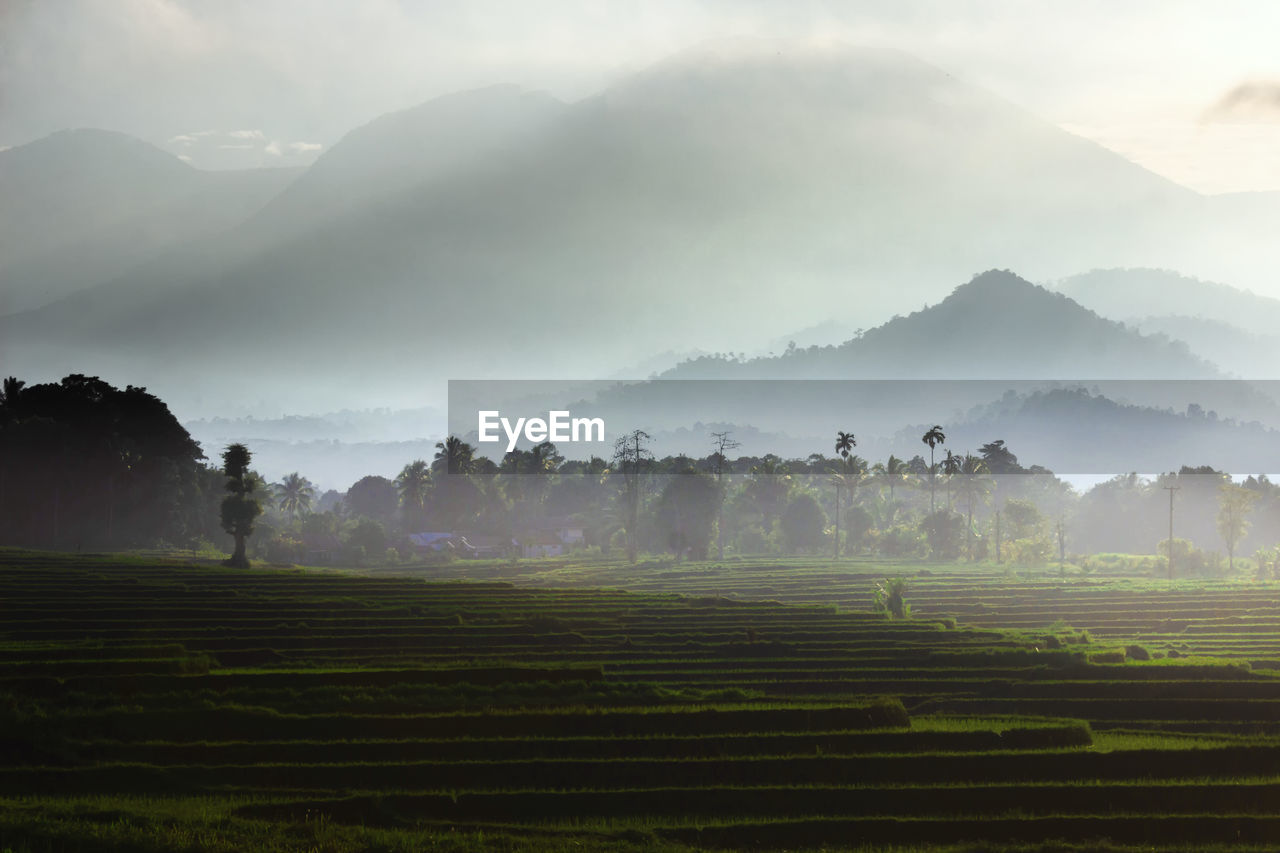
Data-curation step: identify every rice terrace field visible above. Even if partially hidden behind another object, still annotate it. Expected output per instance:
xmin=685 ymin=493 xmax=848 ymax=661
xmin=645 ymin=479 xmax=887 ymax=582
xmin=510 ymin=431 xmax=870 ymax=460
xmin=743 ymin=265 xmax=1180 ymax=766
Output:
xmin=8 ymin=551 xmax=1280 ymax=852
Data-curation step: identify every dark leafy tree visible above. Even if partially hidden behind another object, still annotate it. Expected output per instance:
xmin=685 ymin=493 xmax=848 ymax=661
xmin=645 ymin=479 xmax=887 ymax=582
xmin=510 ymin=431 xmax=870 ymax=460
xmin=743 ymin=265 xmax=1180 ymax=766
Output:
xmin=0 ymin=374 xmax=205 ymax=548
xmin=1218 ymin=483 xmax=1259 ymax=572
xmin=919 ymin=510 xmax=964 ymax=560
xmin=843 ymin=503 xmax=874 ymax=555
xmin=979 ymin=439 xmax=1021 ymax=474
xmin=654 ymin=466 xmax=720 ymax=561
xmin=345 ymin=518 xmax=386 ymax=564
xmin=780 ymin=492 xmax=826 ymax=553
xmin=345 ymin=475 xmax=399 ymax=526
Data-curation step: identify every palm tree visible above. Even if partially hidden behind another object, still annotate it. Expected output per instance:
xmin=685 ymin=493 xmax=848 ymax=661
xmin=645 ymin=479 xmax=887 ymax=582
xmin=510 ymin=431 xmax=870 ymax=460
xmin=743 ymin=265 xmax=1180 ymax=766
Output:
xmin=873 ymin=455 xmax=910 ymax=505
xmin=831 ymin=431 xmax=856 ymax=559
xmin=922 ymin=425 xmax=946 ymax=514
xmin=941 ymin=449 xmax=962 ymax=510
xmin=396 ymin=460 xmax=431 ymax=529
xmin=504 ymin=441 xmax=563 ymax=512
xmin=956 ymin=454 xmax=991 ymax=560
xmin=275 ymin=472 xmax=315 ymax=519
xmin=831 ymin=455 xmax=866 ymax=557
xmin=432 ymin=436 xmax=475 ymax=476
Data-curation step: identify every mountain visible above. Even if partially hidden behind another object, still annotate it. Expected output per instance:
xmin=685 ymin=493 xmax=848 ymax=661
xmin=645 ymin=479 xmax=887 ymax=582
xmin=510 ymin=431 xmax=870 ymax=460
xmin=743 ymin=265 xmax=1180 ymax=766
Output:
xmin=664 ymin=270 xmax=1221 ymax=379
xmin=245 ymin=85 xmax=567 ymax=244
xmin=436 ymin=272 xmax=1250 ymax=471
xmin=1127 ymin=315 xmax=1280 ymax=378
xmin=0 ymin=39 xmax=1255 ymax=417
xmin=0 ymin=129 xmax=300 ymax=316
xmin=898 ymin=385 xmax=1280 ymax=475
xmin=1054 ymin=268 xmax=1280 ymax=336
xmin=763 ymin=320 xmax=857 ymax=355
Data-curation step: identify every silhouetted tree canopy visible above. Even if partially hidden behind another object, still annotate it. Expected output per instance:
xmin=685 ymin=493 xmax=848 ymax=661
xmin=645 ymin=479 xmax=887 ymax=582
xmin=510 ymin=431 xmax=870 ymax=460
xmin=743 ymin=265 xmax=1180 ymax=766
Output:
xmin=0 ymin=374 xmax=206 ymax=548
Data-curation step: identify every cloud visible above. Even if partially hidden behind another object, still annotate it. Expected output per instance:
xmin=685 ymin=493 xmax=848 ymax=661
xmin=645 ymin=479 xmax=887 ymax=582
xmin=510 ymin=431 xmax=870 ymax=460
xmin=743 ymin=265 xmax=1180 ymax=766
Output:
xmin=227 ymin=129 xmax=265 ymax=140
xmin=176 ymin=153 xmax=192 ymax=162
xmin=168 ymin=133 xmax=197 ymax=144
xmin=217 ymin=143 xmax=254 ymax=150
xmin=262 ymin=139 xmax=323 ymax=157
xmin=1203 ymin=80 xmax=1280 ymax=123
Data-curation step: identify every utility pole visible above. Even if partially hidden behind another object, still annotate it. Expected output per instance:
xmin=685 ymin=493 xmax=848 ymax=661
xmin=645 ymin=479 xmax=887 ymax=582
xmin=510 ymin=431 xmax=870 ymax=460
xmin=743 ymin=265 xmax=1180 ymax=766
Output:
xmin=1163 ymin=484 xmax=1180 ymax=580
xmin=710 ymin=431 xmax=740 ymax=561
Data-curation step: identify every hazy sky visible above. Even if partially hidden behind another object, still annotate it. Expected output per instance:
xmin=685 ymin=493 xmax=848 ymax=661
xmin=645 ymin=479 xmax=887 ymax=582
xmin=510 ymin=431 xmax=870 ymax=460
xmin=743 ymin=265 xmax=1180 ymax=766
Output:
xmin=3 ymin=0 xmax=1280 ymax=192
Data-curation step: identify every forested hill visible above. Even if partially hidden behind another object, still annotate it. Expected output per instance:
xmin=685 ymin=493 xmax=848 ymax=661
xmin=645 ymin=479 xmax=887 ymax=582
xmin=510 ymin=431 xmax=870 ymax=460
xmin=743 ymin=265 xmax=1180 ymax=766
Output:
xmin=664 ymin=270 xmax=1222 ymax=379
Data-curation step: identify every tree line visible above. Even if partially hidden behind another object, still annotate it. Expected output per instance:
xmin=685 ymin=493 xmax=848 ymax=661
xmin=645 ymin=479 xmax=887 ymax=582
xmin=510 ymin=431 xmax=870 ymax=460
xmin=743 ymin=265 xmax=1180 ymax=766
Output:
xmin=3 ymin=375 xmax=1276 ymax=576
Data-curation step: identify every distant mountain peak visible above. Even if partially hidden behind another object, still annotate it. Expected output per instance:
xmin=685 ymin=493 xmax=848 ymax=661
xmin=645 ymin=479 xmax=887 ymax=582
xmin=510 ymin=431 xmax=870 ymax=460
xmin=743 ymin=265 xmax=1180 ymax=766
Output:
xmin=666 ymin=267 xmax=1221 ymax=380
xmin=913 ymin=269 xmax=1097 ymax=326
xmin=0 ymin=128 xmax=193 ymax=176
xmin=949 ymin=268 xmax=1046 ymax=299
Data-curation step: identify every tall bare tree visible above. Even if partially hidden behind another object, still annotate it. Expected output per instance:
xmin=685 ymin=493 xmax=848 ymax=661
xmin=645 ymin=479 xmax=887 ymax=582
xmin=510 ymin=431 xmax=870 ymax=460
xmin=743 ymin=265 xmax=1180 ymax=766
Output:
xmin=710 ymin=430 xmax=741 ymax=560
xmin=613 ymin=429 xmax=653 ymax=564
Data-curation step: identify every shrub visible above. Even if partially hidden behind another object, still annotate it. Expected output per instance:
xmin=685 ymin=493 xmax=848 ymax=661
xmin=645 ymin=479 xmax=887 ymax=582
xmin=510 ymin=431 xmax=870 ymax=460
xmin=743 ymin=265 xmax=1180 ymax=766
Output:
xmin=1125 ymin=644 xmax=1151 ymax=661
xmin=875 ymin=524 xmax=926 ymax=559
xmin=872 ymin=577 xmax=910 ymax=619
xmin=1006 ymin=536 xmax=1051 ymax=567
xmin=919 ymin=511 xmax=964 ymax=560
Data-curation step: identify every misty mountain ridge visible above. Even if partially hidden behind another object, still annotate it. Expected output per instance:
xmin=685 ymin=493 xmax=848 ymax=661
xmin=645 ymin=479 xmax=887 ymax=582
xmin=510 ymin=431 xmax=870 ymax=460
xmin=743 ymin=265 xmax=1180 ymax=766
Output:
xmin=1128 ymin=315 xmax=1280 ymax=379
xmin=0 ymin=129 xmax=300 ymax=316
xmin=1 ymin=38 xmax=1258 ymax=416
xmin=894 ymin=385 xmax=1280 ymax=475
xmin=1055 ymin=268 xmax=1280 ymax=336
xmin=243 ymin=85 xmax=568 ymax=247
xmin=665 ymin=270 xmax=1221 ymax=379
